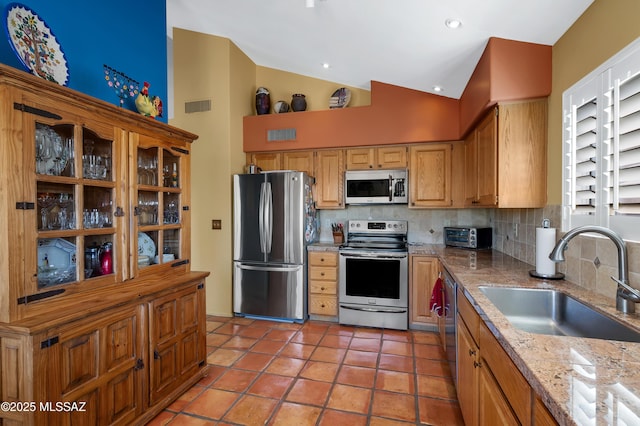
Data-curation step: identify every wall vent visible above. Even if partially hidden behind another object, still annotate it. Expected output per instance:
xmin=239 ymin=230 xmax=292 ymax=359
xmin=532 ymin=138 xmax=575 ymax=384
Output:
xmin=267 ymin=128 xmax=296 ymax=141
xmin=184 ymin=99 xmax=212 ymax=114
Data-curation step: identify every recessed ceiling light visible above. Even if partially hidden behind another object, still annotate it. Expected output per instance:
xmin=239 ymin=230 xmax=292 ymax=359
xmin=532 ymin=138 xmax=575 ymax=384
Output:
xmin=322 ymin=63 xmax=330 ymax=69
xmin=445 ymin=19 xmax=462 ymax=29
xmin=433 ymin=85 xmax=443 ymax=92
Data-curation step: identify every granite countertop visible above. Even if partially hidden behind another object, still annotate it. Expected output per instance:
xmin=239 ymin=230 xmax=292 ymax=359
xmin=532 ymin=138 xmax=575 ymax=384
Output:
xmin=423 ymin=245 xmax=640 ymax=426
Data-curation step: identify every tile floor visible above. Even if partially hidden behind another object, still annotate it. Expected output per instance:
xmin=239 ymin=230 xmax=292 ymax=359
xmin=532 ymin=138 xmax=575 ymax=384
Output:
xmin=146 ymin=316 xmax=464 ymax=425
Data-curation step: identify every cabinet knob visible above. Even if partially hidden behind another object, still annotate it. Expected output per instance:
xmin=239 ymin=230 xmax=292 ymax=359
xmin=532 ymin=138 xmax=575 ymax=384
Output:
xmin=369 ymin=165 xmax=373 ymax=169
xmin=320 ymin=258 xmax=324 ymax=262
xmin=473 ymin=361 xmax=482 ymax=368
xmin=321 ymin=286 xmax=325 ymax=291
xmin=321 ymin=304 xmax=326 ymax=308
xmin=469 ymin=349 xmax=476 ymax=356
xmin=320 ymin=272 xmax=325 ymax=276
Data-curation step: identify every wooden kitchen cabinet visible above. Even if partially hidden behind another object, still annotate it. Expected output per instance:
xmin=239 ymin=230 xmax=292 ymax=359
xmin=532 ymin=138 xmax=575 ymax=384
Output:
xmin=464 ymin=99 xmax=547 ymax=208
xmin=314 ymin=150 xmax=345 ymax=209
xmin=283 ymin=150 xmax=315 ymax=176
xmin=409 ymin=143 xmax=453 ymax=208
xmin=308 ymin=251 xmax=339 ymax=319
xmin=409 ymin=255 xmax=439 ymax=328
xmin=247 ymin=152 xmax=281 ymax=171
xmin=346 ymin=146 xmax=407 ymax=170
xmin=456 ymin=287 xmax=534 ymax=426
xmin=0 ymin=64 xmax=208 ymax=424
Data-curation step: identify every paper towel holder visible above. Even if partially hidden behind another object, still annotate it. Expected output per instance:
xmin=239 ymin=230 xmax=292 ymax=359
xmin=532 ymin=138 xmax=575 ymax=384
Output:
xmin=529 ymin=218 xmax=565 ymax=280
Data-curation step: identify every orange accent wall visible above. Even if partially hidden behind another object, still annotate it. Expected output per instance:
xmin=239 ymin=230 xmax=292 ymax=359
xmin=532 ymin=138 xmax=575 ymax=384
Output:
xmin=244 ymin=37 xmax=551 ymax=152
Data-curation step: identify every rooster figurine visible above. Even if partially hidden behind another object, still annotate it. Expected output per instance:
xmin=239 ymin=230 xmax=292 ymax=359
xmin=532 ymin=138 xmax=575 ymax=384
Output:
xmin=135 ymin=81 xmax=162 ymax=118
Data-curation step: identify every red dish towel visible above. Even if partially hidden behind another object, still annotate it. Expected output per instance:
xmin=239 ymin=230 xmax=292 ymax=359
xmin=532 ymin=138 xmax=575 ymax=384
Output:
xmin=430 ymin=277 xmax=444 ymax=317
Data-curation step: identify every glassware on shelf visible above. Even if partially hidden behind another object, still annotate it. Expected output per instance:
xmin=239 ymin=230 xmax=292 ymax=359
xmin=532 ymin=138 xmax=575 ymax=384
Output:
xmin=163 ymin=199 xmax=179 ymax=224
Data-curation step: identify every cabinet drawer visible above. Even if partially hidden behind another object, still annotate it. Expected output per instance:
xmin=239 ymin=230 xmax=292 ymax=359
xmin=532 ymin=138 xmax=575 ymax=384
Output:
xmin=479 ymin=322 xmax=532 ymax=424
xmin=309 ymin=266 xmax=337 ymax=281
xmin=308 ymin=251 xmax=338 ymax=267
xmin=309 ymin=280 xmax=337 ymax=295
xmin=309 ymin=295 xmax=338 ymax=316
xmin=457 ymin=288 xmax=480 ymax=343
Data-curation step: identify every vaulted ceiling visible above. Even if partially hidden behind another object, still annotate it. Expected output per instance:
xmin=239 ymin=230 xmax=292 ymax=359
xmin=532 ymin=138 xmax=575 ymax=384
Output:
xmin=166 ymin=0 xmax=594 ymax=98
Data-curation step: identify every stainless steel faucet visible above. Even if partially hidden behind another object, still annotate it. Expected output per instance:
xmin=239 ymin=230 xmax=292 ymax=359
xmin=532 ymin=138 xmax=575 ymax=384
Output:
xmin=548 ymin=225 xmax=640 ymax=314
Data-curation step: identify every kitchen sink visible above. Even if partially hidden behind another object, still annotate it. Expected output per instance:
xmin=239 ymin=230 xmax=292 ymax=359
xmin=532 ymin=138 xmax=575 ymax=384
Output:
xmin=478 ymin=286 xmax=640 ymax=343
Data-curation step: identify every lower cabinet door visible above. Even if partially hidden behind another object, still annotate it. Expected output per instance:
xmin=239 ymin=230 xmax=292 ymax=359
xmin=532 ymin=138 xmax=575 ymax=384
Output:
xmin=478 ymin=363 xmax=519 ymax=426
xmin=149 ymin=282 xmax=205 ymax=405
xmin=43 ymin=304 xmax=146 ymax=425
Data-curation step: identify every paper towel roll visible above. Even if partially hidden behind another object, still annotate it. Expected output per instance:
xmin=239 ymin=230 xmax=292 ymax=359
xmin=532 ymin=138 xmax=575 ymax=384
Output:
xmin=535 ymin=227 xmax=557 ymax=276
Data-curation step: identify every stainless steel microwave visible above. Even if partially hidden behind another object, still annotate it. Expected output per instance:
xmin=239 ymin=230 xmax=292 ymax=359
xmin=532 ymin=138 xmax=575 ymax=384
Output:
xmin=344 ymin=169 xmax=408 ymax=205
xmin=444 ymin=227 xmax=493 ymax=249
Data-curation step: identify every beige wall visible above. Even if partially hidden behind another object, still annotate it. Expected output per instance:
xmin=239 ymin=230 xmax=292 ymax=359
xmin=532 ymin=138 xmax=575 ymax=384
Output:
xmin=170 ymin=28 xmax=252 ymax=316
xmin=548 ymin=0 xmax=640 ymax=204
xmin=255 ymin=67 xmax=370 ymax=112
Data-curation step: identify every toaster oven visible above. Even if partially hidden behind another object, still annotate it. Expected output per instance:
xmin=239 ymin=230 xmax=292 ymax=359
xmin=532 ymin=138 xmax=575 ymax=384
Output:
xmin=444 ymin=227 xmax=492 ymax=249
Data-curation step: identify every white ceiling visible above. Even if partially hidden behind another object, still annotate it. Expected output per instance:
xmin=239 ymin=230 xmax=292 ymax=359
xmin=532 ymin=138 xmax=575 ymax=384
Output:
xmin=166 ymin=0 xmax=594 ymax=99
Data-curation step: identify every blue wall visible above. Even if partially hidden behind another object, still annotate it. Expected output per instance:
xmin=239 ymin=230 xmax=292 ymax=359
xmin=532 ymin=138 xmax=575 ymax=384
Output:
xmin=0 ymin=0 xmax=168 ymax=123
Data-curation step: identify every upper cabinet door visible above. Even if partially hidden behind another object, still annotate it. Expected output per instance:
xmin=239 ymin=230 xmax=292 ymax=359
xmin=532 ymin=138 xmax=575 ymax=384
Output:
xmin=409 ymin=144 xmax=452 ymax=208
xmin=314 ymin=150 xmax=345 ymax=209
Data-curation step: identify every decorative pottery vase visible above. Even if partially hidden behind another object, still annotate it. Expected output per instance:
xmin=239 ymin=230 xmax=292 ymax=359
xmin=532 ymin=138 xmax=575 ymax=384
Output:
xmin=291 ymin=94 xmax=307 ymax=112
xmin=255 ymin=87 xmax=270 ymax=115
xmin=274 ymin=100 xmax=290 ymax=113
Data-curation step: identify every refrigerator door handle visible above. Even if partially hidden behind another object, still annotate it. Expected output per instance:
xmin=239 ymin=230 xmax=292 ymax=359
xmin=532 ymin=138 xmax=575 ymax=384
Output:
xmin=259 ymin=182 xmax=266 ymax=253
xmin=265 ymin=182 xmax=273 ymax=253
xmin=237 ymin=263 xmax=302 ymax=272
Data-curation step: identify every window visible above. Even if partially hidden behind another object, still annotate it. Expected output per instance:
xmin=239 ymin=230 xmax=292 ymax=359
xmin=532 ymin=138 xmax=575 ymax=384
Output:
xmin=563 ymin=37 xmax=640 ymax=241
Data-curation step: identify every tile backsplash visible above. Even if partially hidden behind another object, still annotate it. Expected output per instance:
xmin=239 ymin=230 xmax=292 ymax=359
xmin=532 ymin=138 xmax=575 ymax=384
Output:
xmin=493 ymin=205 xmax=640 ymax=302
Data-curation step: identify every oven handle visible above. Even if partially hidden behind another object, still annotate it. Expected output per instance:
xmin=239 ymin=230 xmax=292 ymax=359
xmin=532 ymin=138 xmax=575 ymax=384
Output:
xmin=339 ymin=251 xmax=407 ymax=259
xmin=340 ymin=304 xmax=407 ymax=314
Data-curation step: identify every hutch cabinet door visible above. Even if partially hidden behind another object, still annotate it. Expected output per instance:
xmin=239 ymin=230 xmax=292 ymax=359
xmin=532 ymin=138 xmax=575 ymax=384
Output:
xmin=41 ymin=304 xmax=146 ymax=425
xmin=14 ymin=93 xmax=126 ymax=322
xmin=148 ymin=281 xmax=205 ymax=405
xmin=130 ymin=132 xmax=191 ymax=278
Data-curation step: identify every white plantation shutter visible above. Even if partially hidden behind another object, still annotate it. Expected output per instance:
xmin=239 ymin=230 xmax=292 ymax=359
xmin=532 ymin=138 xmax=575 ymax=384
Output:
xmin=563 ymin=36 xmax=640 ymax=240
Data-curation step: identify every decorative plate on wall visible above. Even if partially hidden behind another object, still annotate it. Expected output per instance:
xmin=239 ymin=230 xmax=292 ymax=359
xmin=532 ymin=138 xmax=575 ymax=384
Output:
xmin=4 ymin=3 xmax=69 ymax=86
xmin=329 ymin=87 xmax=351 ymax=109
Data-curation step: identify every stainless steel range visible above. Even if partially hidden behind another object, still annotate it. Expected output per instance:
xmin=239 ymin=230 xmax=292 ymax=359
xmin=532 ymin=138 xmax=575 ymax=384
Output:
xmin=338 ymin=219 xmax=408 ymax=330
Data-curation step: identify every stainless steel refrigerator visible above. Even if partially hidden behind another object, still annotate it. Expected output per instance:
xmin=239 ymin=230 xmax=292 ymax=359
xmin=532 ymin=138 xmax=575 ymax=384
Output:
xmin=233 ymin=171 xmax=317 ymax=322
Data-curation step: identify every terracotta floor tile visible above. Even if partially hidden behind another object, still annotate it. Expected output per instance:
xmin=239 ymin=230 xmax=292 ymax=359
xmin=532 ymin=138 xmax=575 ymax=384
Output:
xmin=301 ymin=321 xmax=331 ymax=333
xmin=381 ymin=340 xmax=413 ymax=356
xmin=291 ymin=330 xmax=324 ymax=345
xmin=273 ymin=322 xmax=303 ymax=331
xmin=229 ymin=317 xmax=255 ymax=325
xmin=264 ymin=329 xmax=297 ymax=341
xmin=310 ymin=346 xmax=346 ymax=363
xmin=318 ymin=409 xmax=368 ymax=426
xmin=206 ymin=321 xmax=225 ymax=332
xmin=353 ymin=328 xmax=383 ymax=339
xmin=326 ymin=383 xmax=371 ymax=414
xmin=211 ymin=369 xmax=258 ymax=392
xmin=268 ymin=402 xmax=322 ymax=426
xmin=319 ymin=334 xmax=352 ymax=348
xmin=215 ymin=323 xmax=246 ymax=335
xmin=197 ymin=365 xmax=226 ymax=386
xmin=375 ymin=370 xmax=415 ymax=394
xmin=145 ymin=410 xmax=175 ymax=426
xmin=368 ymin=417 xmax=415 ymax=426
xmin=207 ymin=315 xmax=230 ymax=322
xmin=206 ymin=333 xmax=230 ymax=347
xmin=414 ymin=342 xmax=446 ymax=359
xmin=183 ymin=388 xmax=239 ymax=420
xmin=343 ymin=349 xmax=379 ymax=368
xmin=221 ymin=335 xmax=257 ymax=350
xmin=238 ymin=324 xmax=271 ymax=339
xmin=418 ymin=396 xmax=465 ymax=425
xmin=250 ymin=339 xmax=286 ymax=355
xmin=233 ymin=352 xmax=274 ymax=371
xmin=299 ymin=360 xmax=339 ymax=382
xmin=416 ymin=375 xmax=457 ymax=400
xmin=350 ymin=337 xmax=382 ymax=352
xmin=326 ymin=324 xmax=356 ymax=336
xmin=412 ymin=332 xmax=441 ymax=345
xmin=280 ymin=342 xmax=316 ymax=359
xmin=265 ymin=356 xmax=306 ymax=377
xmin=286 ymin=378 xmax=332 ymax=406
xmin=167 ymin=384 xmax=205 ymax=411
xmin=415 ymin=358 xmax=451 ymax=377
xmin=336 ymin=365 xmax=376 ymax=388
xmin=370 ymin=390 xmax=417 ymax=422
xmin=248 ymin=373 xmax=294 ymax=399
xmin=379 ymin=353 xmax=414 ymax=373
xmin=222 ymin=394 xmax=278 ymax=425
xmin=167 ymin=413 xmax=215 ymax=425
xmin=206 ymin=348 xmax=244 ymax=367
xmin=383 ymin=329 xmax=413 ymax=342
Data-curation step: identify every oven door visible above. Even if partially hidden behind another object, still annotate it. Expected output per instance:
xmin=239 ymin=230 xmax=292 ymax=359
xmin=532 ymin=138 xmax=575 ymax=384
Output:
xmin=338 ymin=250 xmax=408 ymax=308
